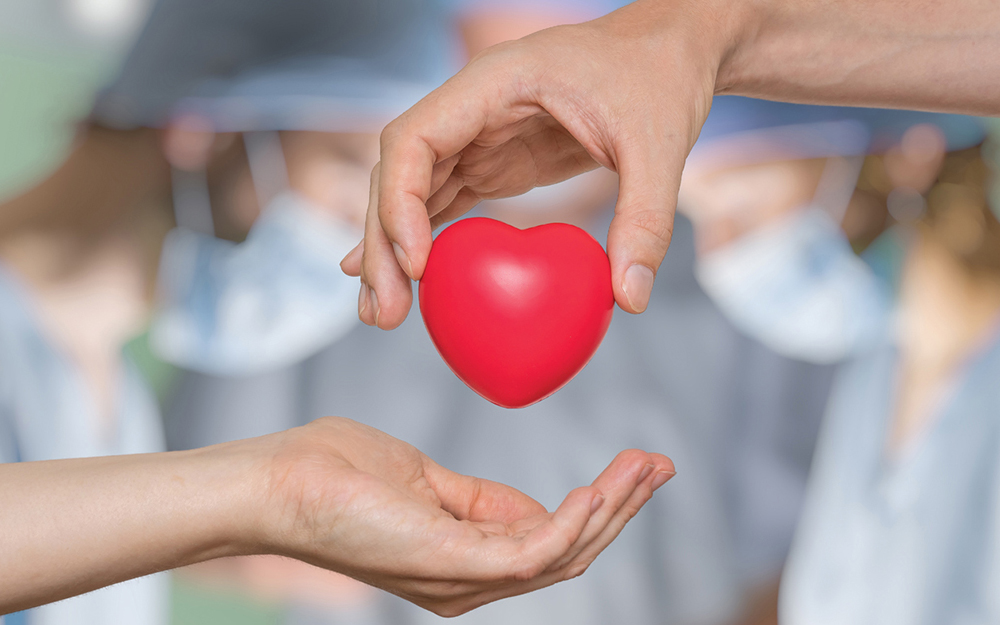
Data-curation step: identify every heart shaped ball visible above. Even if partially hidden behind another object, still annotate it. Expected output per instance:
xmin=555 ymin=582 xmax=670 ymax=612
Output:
xmin=419 ymin=217 xmax=614 ymax=408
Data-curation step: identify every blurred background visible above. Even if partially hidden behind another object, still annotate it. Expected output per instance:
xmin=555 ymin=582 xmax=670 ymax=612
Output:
xmin=1 ymin=2 xmax=998 ymax=625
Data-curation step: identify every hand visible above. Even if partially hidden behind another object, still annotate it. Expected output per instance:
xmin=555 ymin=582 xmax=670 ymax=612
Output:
xmin=341 ymin=0 xmax=738 ymax=327
xmin=0 ymin=416 xmax=673 ymax=616
xmin=261 ymin=417 xmax=676 ymax=617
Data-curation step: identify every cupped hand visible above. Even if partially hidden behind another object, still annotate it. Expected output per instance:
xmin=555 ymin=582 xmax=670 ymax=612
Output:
xmin=341 ymin=0 xmax=742 ymax=328
xmin=260 ymin=417 xmax=675 ymax=617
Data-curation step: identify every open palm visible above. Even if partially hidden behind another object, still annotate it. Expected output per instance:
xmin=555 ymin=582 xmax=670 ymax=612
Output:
xmin=266 ymin=417 xmax=674 ymax=616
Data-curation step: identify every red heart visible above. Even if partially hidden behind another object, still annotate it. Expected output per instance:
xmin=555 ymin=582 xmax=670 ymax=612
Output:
xmin=419 ymin=217 xmax=614 ymax=408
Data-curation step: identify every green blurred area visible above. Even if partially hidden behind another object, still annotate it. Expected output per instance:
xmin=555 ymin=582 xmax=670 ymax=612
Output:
xmin=124 ymin=331 xmax=178 ymax=403
xmin=171 ymin=576 xmax=283 ymax=625
xmin=985 ymin=118 xmax=1000 ymax=219
xmin=0 ymin=44 xmax=113 ymax=202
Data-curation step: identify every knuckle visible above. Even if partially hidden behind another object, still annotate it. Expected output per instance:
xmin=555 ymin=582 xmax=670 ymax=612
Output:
xmin=614 ymin=449 xmax=650 ymax=474
xmin=380 ymin=119 xmax=404 ymax=149
xmin=565 ymin=560 xmax=591 ymax=580
xmin=617 ymin=448 xmax=648 ymax=465
xmin=428 ymin=598 xmax=477 ymax=619
xmin=626 ymin=209 xmax=674 ymax=249
xmin=314 ymin=415 xmax=344 ymax=428
xmin=512 ymin=559 xmax=546 ymax=582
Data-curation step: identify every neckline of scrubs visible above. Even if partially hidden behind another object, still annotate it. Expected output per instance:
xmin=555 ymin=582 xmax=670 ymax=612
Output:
xmin=0 ymin=263 xmax=130 ymax=453
xmin=878 ymin=310 xmax=1000 ymax=478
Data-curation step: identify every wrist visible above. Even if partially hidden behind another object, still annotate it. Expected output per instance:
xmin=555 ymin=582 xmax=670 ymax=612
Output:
xmin=711 ymin=0 xmax=775 ymax=95
xmin=174 ymin=437 xmax=280 ymax=563
xmin=612 ymin=0 xmax=768 ymax=90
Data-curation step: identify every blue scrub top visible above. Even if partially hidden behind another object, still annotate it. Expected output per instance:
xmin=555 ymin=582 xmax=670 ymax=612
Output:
xmin=782 ymin=328 xmax=1000 ymax=624
xmin=697 ymin=207 xmax=1000 ymax=623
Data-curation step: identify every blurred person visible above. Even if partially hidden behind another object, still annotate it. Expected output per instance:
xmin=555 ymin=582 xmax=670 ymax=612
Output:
xmin=0 ymin=1 xmax=675 ymax=623
xmin=679 ymin=102 xmax=1000 ymax=623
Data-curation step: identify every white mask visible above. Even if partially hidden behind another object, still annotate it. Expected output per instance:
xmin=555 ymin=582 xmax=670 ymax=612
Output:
xmin=694 ymin=152 xmax=893 ymax=364
xmin=150 ymin=190 xmax=361 ymax=375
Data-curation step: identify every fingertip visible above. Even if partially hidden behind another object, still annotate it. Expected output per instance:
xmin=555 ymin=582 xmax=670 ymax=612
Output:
xmin=606 ymin=197 xmax=675 ymax=314
xmin=648 ymin=453 xmax=676 ymax=476
xmin=371 ymin=289 xmax=382 ymax=328
xmin=620 ymin=264 xmax=655 ymax=314
xmin=651 ymin=470 xmax=675 ymax=492
xmin=358 ymin=282 xmax=369 ymax=319
xmin=390 ymin=238 xmax=430 ymax=282
xmin=554 ymin=486 xmax=602 ymax=528
xmin=392 ymin=241 xmax=415 ymax=280
xmin=341 ymin=240 xmax=364 ymax=277
xmin=359 ymin=283 xmax=376 ymax=326
xmin=382 ymin=219 xmax=432 ymax=282
xmin=611 ymin=449 xmax=654 ymax=476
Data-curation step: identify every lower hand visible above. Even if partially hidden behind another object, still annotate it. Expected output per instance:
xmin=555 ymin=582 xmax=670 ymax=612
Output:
xmin=0 ymin=416 xmax=672 ymax=616
xmin=259 ymin=417 xmax=675 ymax=616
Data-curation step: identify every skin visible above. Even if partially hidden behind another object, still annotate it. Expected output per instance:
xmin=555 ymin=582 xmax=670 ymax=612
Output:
xmin=344 ymin=0 xmax=1000 ymax=328
xmin=0 ymin=417 xmax=675 ymax=617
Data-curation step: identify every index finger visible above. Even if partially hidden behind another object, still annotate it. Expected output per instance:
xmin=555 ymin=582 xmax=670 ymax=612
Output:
xmin=375 ymin=71 xmax=494 ymax=282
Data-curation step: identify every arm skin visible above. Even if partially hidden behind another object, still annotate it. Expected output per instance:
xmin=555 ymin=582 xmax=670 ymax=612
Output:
xmin=0 ymin=416 xmax=674 ymax=617
xmin=342 ymin=0 xmax=1000 ymax=328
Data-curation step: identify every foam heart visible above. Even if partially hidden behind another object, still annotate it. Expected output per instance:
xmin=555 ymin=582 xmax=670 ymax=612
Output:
xmin=419 ymin=217 xmax=614 ymax=408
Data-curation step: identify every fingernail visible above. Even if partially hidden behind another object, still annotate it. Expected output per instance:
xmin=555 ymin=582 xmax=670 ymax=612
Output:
xmin=638 ymin=463 xmax=655 ymax=484
xmin=392 ymin=241 xmax=413 ymax=278
xmin=590 ymin=494 xmax=605 ymax=515
xmin=371 ymin=289 xmax=381 ymax=328
xmin=651 ymin=470 xmax=676 ymax=492
xmin=358 ymin=283 xmax=369 ymax=316
xmin=622 ymin=265 xmax=654 ymax=313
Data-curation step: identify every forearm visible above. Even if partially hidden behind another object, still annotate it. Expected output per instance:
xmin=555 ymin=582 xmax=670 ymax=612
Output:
xmin=0 ymin=442 xmax=267 ymax=613
xmin=719 ymin=0 xmax=1000 ymax=115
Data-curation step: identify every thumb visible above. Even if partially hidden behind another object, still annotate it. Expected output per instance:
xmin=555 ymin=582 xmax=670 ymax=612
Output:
xmin=606 ymin=132 xmax=687 ymax=314
xmin=423 ymin=461 xmax=548 ymax=523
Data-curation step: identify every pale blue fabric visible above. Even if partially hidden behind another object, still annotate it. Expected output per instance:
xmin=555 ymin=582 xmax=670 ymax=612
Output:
xmin=782 ymin=328 xmax=1000 ymax=624
xmin=1 ymin=612 xmax=27 ymax=625
xmin=695 ymin=206 xmax=1000 ymax=623
xmin=0 ymin=267 xmax=169 ymax=625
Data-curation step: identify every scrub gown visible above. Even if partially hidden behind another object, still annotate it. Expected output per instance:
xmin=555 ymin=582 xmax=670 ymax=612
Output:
xmin=698 ymin=206 xmax=1000 ymax=624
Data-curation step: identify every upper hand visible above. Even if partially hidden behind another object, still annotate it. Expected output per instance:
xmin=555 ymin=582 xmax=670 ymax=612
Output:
xmin=341 ymin=0 xmax=736 ymax=328
xmin=258 ymin=417 xmax=675 ymax=617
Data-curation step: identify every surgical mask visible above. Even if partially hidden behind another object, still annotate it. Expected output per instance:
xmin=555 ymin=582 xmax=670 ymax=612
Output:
xmin=695 ymin=158 xmax=893 ymax=364
xmin=150 ymin=190 xmax=361 ymax=376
